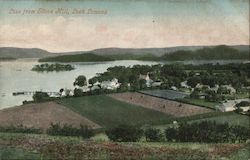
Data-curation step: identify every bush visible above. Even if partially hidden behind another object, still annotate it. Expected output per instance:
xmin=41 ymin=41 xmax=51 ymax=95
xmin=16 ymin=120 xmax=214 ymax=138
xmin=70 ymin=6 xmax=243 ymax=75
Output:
xmin=0 ymin=125 xmax=42 ymax=134
xmin=105 ymin=124 xmax=143 ymax=142
xmin=32 ymin=92 xmax=50 ymax=102
xmin=144 ymin=128 xmax=163 ymax=142
xmin=165 ymin=128 xmax=178 ymax=142
xmin=46 ymin=123 xmax=94 ymax=138
xmin=164 ymin=121 xmax=250 ymax=143
xmin=73 ymin=88 xmax=84 ymax=97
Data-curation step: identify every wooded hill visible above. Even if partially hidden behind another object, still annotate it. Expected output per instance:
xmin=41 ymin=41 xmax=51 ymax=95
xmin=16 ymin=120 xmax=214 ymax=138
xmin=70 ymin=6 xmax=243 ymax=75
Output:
xmin=39 ymin=45 xmax=249 ymax=62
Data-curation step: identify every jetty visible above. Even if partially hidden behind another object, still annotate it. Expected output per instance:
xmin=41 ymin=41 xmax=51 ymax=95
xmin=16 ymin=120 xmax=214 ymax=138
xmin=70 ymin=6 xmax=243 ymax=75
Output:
xmin=13 ymin=91 xmax=59 ymax=96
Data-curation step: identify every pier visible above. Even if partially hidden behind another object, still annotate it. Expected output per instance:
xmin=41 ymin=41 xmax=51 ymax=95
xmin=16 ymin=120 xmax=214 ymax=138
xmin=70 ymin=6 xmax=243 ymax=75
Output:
xmin=13 ymin=91 xmax=60 ymax=96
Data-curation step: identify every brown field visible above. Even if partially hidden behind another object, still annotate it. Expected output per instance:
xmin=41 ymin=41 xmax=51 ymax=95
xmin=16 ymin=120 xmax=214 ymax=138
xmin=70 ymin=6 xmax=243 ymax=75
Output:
xmin=109 ymin=92 xmax=213 ymax=117
xmin=0 ymin=101 xmax=100 ymax=130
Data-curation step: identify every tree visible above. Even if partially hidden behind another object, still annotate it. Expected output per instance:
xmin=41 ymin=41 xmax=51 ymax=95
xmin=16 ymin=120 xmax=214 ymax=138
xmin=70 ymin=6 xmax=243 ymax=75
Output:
xmin=32 ymin=92 xmax=50 ymax=102
xmin=73 ymin=88 xmax=84 ymax=97
xmin=187 ymin=76 xmax=201 ymax=88
xmin=165 ymin=128 xmax=178 ymax=142
xmin=74 ymin=75 xmax=87 ymax=87
xmin=105 ymin=124 xmax=143 ymax=142
xmin=88 ymin=77 xmax=98 ymax=86
xmin=145 ymin=128 xmax=162 ymax=142
xmin=139 ymin=79 xmax=147 ymax=89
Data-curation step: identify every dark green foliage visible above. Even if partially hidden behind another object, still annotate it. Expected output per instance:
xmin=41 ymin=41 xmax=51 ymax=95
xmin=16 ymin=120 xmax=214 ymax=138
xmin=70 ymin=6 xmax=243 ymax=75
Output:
xmin=73 ymin=75 xmax=87 ymax=87
xmin=187 ymin=76 xmax=201 ymax=88
xmin=106 ymin=124 xmax=143 ymax=142
xmin=73 ymin=88 xmax=84 ymax=97
xmin=46 ymin=123 xmax=94 ymax=138
xmin=165 ymin=128 xmax=178 ymax=142
xmin=0 ymin=125 xmax=42 ymax=134
xmin=39 ymin=53 xmax=114 ymax=62
xmin=165 ymin=121 xmax=250 ymax=143
xmin=236 ymin=101 xmax=250 ymax=107
xmin=78 ymin=63 xmax=249 ymax=93
xmin=144 ymin=128 xmax=163 ymax=142
xmin=32 ymin=63 xmax=74 ymax=72
xmin=32 ymin=92 xmax=50 ymax=102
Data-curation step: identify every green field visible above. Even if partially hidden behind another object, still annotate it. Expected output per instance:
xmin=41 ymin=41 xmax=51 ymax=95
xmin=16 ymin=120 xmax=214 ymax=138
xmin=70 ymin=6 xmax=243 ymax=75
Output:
xmin=57 ymin=95 xmax=173 ymax=128
xmin=179 ymin=98 xmax=219 ymax=109
xmin=189 ymin=113 xmax=250 ymax=128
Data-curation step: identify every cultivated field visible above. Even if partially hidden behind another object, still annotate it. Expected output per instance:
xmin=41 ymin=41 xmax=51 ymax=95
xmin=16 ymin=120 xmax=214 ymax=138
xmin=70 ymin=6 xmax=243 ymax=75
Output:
xmin=57 ymin=95 xmax=173 ymax=127
xmin=0 ymin=102 xmax=100 ymax=130
xmin=109 ymin=92 xmax=213 ymax=117
xmin=139 ymin=89 xmax=189 ymax=100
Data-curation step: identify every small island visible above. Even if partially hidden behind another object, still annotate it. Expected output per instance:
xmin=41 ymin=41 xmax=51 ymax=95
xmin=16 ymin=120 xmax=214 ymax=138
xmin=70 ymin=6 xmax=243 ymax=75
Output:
xmin=31 ymin=63 xmax=75 ymax=72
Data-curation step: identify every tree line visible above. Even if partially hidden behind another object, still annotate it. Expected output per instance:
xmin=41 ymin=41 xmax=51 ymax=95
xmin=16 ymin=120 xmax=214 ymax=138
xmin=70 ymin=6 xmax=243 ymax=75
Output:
xmin=105 ymin=121 xmax=250 ymax=143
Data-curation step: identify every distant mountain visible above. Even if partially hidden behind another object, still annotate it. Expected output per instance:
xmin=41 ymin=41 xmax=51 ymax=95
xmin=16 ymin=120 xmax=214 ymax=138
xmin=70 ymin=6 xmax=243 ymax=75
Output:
xmin=0 ymin=47 xmax=52 ymax=58
xmin=1 ymin=45 xmax=249 ymax=59
xmin=38 ymin=45 xmax=249 ymax=62
xmin=91 ymin=46 xmax=203 ymax=56
xmin=89 ymin=45 xmax=249 ymax=57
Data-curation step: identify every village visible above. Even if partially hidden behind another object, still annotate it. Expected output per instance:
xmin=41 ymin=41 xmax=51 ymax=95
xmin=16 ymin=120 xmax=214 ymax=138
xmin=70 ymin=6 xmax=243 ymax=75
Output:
xmin=58 ymin=63 xmax=250 ymax=114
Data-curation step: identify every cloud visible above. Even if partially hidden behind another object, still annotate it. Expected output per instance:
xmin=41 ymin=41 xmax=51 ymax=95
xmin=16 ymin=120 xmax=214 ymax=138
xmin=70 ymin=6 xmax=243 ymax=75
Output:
xmin=0 ymin=15 xmax=249 ymax=52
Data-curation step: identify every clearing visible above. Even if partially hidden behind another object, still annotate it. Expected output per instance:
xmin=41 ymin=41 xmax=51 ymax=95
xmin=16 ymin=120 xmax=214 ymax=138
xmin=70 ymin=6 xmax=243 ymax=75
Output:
xmin=0 ymin=101 xmax=100 ymax=130
xmin=109 ymin=92 xmax=213 ymax=117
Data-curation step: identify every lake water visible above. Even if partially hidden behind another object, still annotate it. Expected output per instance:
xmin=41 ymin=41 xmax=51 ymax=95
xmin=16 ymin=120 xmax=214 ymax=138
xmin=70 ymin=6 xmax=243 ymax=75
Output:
xmin=0 ymin=59 xmax=245 ymax=109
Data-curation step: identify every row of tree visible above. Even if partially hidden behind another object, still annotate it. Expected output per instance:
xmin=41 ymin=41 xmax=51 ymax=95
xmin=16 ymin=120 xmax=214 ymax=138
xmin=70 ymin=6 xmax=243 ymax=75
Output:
xmin=106 ymin=121 xmax=250 ymax=143
xmin=47 ymin=123 xmax=94 ymax=138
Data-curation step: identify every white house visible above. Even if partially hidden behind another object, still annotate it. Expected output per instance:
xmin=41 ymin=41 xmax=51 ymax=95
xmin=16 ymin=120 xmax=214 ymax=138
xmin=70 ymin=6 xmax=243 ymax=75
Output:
xmin=217 ymin=99 xmax=250 ymax=112
xmin=61 ymin=88 xmax=74 ymax=97
xmin=171 ymin=86 xmax=177 ymax=91
xmin=220 ymin=85 xmax=236 ymax=94
xmin=93 ymin=81 xmax=101 ymax=86
xmin=151 ymin=81 xmax=162 ymax=87
xmin=78 ymin=86 xmax=90 ymax=92
xmin=210 ymin=85 xmax=219 ymax=93
xmin=195 ymin=83 xmax=210 ymax=90
xmin=100 ymin=78 xmax=121 ymax=90
xmin=91 ymin=85 xmax=100 ymax=91
xmin=180 ymin=81 xmax=190 ymax=88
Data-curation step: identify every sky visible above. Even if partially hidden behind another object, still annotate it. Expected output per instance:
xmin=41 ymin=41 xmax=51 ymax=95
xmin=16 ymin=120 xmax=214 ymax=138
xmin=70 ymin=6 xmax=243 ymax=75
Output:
xmin=0 ymin=0 xmax=249 ymax=52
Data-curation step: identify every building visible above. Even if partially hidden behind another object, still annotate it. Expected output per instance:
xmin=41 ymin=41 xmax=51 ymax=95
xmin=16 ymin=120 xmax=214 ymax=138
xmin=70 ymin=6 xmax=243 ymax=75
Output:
xmin=61 ymin=88 xmax=74 ymax=97
xmin=217 ymin=99 xmax=250 ymax=112
xmin=151 ymin=81 xmax=162 ymax=87
xmin=180 ymin=81 xmax=190 ymax=88
xmin=139 ymin=72 xmax=153 ymax=87
xmin=220 ymin=85 xmax=236 ymax=94
xmin=100 ymin=78 xmax=121 ymax=90
xmin=78 ymin=86 xmax=90 ymax=92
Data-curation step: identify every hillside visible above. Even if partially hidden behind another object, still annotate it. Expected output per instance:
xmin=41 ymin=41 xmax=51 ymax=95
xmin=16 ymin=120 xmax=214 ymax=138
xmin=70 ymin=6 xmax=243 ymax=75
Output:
xmin=39 ymin=45 xmax=249 ymax=62
xmin=0 ymin=47 xmax=52 ymax=58
xmin=161 ymin=45 xmax=249 ymax=61
xmin=1 ymin=45 xmax=249 ymax=60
